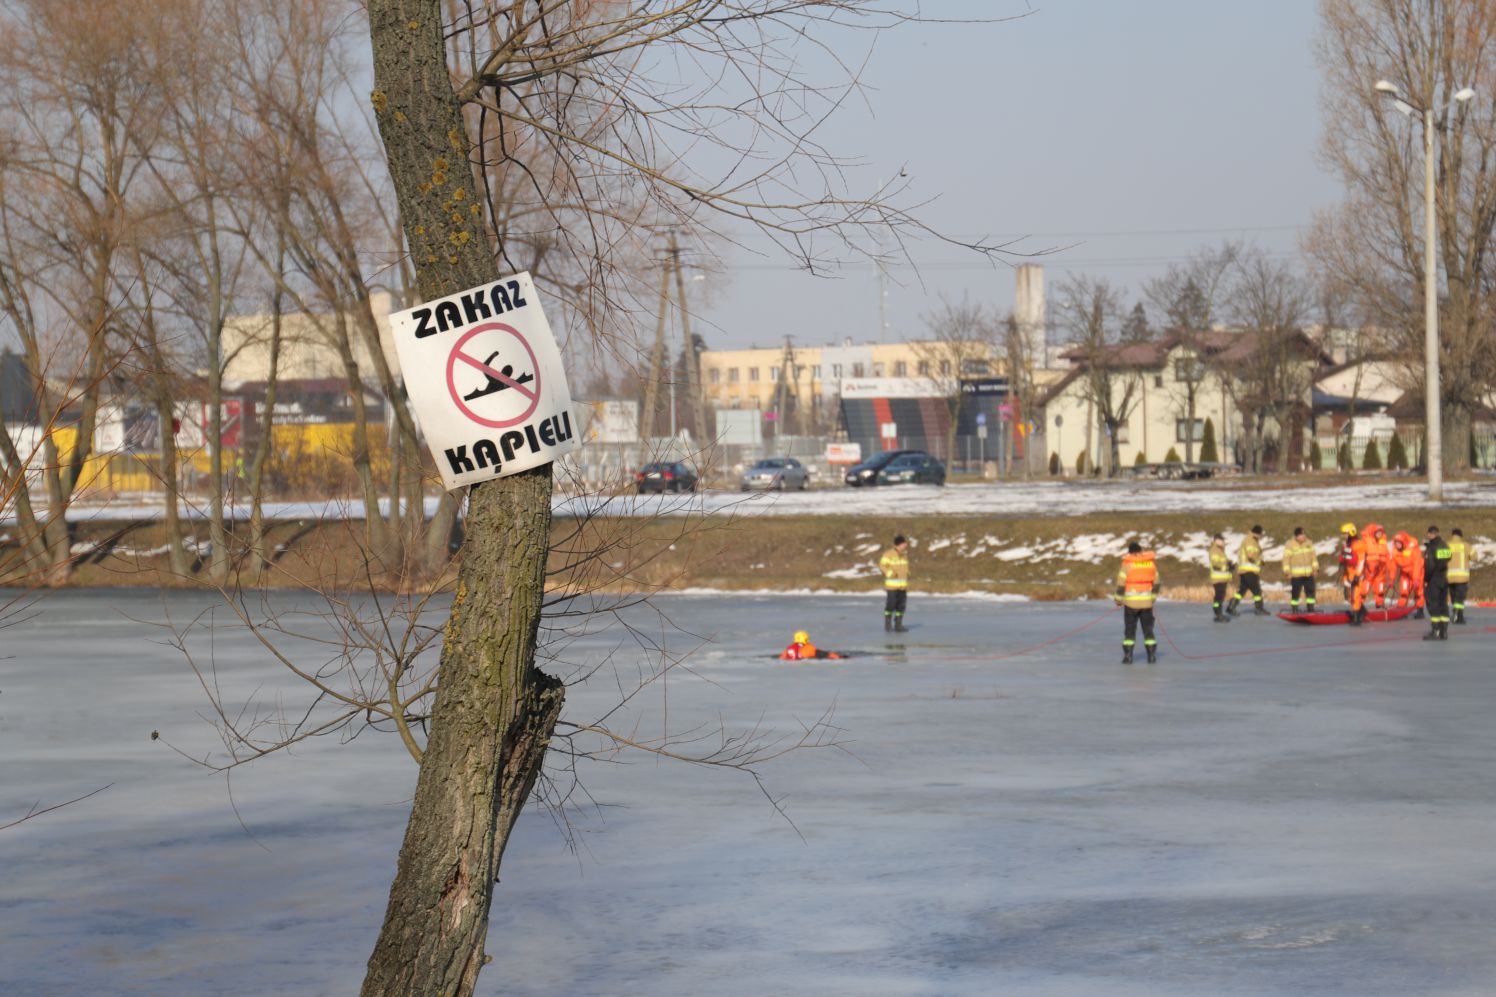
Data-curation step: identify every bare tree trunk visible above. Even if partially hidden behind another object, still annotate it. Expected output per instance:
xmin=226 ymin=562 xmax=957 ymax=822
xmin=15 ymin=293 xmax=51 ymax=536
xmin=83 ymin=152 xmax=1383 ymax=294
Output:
xmin=154 ymin=394 xmax=191 ymax=577
xmin=247 ymin=304 xmax=283 ymax=576
xmin=361 ymin=3 xmax=563 ymax=993
xmin=330 ymin=313 xmax=388 ymax=557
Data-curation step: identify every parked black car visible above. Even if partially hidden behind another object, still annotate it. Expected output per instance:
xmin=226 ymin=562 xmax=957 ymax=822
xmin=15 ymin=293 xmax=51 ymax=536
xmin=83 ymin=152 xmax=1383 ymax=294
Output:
xmin=875 ymin=451 xmax=946 ymax=486
xmin=843 ymin=448 xmax=925 ymax=486
xmin=635 ymin=460 xmax=699 ymax=493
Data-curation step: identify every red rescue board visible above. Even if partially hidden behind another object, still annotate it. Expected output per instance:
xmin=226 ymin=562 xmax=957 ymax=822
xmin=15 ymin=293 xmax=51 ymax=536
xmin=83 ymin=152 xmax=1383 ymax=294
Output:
xmin=1277 ymin=606 xmax=1417 ymax=625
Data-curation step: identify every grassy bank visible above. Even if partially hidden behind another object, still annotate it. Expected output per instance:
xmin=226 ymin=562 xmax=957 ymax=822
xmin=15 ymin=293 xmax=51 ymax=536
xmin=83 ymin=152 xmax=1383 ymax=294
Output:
xmin=7 ymin=507 xmax=1492 ymax=602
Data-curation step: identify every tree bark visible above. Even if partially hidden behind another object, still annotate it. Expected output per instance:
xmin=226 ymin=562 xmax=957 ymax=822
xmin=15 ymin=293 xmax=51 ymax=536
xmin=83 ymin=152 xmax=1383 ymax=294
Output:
xmin=361 ymin=3 xmax=564 ymax=994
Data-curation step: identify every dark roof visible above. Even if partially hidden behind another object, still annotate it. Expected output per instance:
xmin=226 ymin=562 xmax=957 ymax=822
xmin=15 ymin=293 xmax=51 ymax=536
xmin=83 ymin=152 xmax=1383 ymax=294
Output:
xmin=0 ymin=352 xmax=39 ymax=423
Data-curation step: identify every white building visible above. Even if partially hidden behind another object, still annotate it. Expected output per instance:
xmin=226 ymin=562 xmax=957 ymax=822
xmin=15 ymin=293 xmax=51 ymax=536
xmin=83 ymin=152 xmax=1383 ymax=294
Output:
xmin=1039 ymin=328 xmax=1333 ymax=473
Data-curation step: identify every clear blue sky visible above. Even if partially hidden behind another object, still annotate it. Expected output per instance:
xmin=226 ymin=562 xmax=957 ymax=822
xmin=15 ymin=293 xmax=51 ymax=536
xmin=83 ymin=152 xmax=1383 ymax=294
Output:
xmin=686 ymin=0 xmax=1344 ymax=351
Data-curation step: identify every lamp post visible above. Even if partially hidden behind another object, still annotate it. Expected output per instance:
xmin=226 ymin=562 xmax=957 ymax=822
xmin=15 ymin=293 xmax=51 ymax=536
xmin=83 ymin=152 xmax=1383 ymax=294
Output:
xmin=1374 ymin=79 xmax=1475 ymax=502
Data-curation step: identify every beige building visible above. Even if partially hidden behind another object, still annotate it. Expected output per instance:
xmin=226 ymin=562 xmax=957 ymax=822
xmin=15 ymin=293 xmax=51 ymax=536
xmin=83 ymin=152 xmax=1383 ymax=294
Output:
xmin=698 ymin=338 xmax=1004 ymax=415
xmin=223 ymin=292 xmax=400 ymax=386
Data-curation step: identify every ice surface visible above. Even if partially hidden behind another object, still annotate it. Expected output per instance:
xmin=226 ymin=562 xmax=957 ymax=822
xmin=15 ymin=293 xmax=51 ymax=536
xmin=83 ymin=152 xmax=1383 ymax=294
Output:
xmin=6 ymin=589 xmax=1496 ymax=995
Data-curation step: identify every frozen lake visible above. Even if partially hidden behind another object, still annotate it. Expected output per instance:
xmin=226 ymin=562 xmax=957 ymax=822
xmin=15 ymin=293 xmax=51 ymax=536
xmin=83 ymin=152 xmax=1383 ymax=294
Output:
xmin=6 ymin=588 xmax=1496 ymax=995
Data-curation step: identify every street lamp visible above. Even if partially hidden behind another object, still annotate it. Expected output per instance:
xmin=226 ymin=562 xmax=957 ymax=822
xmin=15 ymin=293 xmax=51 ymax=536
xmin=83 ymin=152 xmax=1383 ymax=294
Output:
xmin=1374 ymin=79 xmax=1476 ymax=502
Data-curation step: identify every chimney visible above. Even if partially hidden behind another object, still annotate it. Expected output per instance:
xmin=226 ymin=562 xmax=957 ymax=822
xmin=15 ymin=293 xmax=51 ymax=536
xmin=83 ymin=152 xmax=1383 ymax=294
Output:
xmin=1014 ymin=264 xmax=1045 ymax=369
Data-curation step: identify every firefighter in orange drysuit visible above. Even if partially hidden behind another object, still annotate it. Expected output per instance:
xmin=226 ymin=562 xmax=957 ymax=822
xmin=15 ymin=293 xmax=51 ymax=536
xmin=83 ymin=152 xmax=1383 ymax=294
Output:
xmin=1338 ymin=522 xmax=1361 ymax=607
xmin=1347 ymin=523 xmax=1372 ymax=625
xmin=1356 ymin=522 xmax=1391 ymax=615
xmin=779 ymin=630 xmax=843 ymax=661
xmin=1391 ymin=531 xmax=1427 ymax=619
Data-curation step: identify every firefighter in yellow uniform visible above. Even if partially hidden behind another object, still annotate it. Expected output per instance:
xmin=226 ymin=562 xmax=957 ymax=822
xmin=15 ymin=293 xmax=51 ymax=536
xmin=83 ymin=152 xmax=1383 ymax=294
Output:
xmin=1282 ymin=527 xmax=1319 ymax=613
xmin=1227 ymin=525 xmax=1269 ymax=616
xmin=879 ymin=534 xmax=910 ymax=633
xmin=1448 ymin=528 xmax=1473 ymax=624
xmin=1115 ymin=541 xmax=1159 ymax=664
xmin=1208 ymin=534 xmax=1233 ymax=623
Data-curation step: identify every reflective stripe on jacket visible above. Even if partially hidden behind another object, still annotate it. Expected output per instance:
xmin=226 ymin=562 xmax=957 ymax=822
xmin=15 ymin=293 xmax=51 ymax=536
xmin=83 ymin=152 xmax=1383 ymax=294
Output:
xmin=1116 ymin=552 xmax=1158 ymax=609
xmin=879 ymin=548 xmax=909 ymax=590
xmin=1208 ymin=549 xmax=1232 ymax=583
xmin=1282 ymin=540 xmax=1317 ymax=578
xmin=1237 ymin=537 xmax=1262 ymax=574
xmin=1448 ymin=540 xmax=1471 ymax=583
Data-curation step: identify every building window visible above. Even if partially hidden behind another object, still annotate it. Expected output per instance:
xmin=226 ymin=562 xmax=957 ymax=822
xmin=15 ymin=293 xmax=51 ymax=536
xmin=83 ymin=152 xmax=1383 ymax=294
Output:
xmin=893 ymin=360 xmax=907 ymax=377
xmin=709 ymin=368 xmax=720 ymax=385
xmin=811 ymin=365 xmax=822 ymax=379
xmin=961 ymin=359 xmax=990 ymax=375
xmin=728 ymin=368 xmax=739 ymax=383
xmin=938 ymin=360 xmax=951 ymax=377
xmin=1175 ymin=357 xmax=1205 ymax=382
xmin=831 ymin=363 xmax=843 ymax=378
xmin=770 ymin=366 xmax=781 ymax=382
xmin=852 ymin=363 xmax=865 ymax=377
xmin=873 ymin=363 xmax=885 ymax=376
xmin=1153 ymin=374 xmax=1164 ymax=388
xmin=749 ymin=367 xmax=760 ymax=382
xmin=917 ymin=361 xmax=930 ymax=377
xmin=1176 ymin=418 xmax=1204 ymax=443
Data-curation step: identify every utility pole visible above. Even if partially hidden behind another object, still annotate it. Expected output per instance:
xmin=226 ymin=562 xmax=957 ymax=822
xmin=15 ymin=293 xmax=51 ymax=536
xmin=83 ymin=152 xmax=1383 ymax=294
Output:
xmin=669 ymin=231 xmax=702 ymax=440
xmin=638 ymin=230 xmax=702 ymax=443
xmin=639 ymin=241 xmax=670 ymax=441
xmin=774 ymin=335 xmax=798 ymax=438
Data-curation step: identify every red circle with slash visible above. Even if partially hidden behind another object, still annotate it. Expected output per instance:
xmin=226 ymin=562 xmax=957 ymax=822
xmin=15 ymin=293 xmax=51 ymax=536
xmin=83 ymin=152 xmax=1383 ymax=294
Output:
xmin=445 ymin=323 xmax=541 ymax=428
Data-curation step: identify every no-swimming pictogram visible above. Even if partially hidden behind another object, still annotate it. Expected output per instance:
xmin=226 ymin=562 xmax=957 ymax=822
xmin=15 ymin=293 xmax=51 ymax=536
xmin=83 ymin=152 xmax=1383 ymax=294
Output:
xmin=445 ymin=323 xmax=541 ymax=428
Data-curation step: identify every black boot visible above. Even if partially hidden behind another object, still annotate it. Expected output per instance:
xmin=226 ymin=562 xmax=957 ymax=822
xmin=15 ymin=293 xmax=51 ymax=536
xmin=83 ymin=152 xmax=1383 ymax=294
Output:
xmin=884 ymin=615 xmax=893 ymax=632
xmin=1254 ymin=602 xmax=1270 ymax=616
xmin=893 ymin=615 xmax=908 ymax=633
xmin=1213 ymin=607 xmax=1229 ymax=623
xmin=1455 ymin=609 xmax=1467 ymax=625
xmin=1145 ymin=646 xmax=1157 ymax=664
xmin=1226 ymin=597 xmax=1240 ymax=616
xmin=1348 ymin=608 xmax=1363 ymax=626
xmin=1121 ymin=646 xmax=1134 ymax=664
xmin=1412 ymin=607 xmax=1424 ymax=620
xmin=1440 ymin=622 xmax=1449 ymax=640
xmin=1423 ymin=625 xmax=1440 ymax=641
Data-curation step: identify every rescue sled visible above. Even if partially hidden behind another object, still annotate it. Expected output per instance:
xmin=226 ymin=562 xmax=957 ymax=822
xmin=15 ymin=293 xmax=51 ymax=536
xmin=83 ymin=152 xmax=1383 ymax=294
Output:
xmin=1277 ymin=605 xmax=1416 ymax=625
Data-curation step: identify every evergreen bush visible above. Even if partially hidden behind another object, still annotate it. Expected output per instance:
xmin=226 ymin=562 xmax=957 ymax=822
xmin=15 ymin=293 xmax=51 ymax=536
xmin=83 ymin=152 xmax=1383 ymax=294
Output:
xmin=1386 ymin=433 xmax=1408 ymax=470
xmin=1048 ymin=451 xmax=1061 ymax=476
xmin=1164 ymin=446 xmax=1182 ymax=463
xmin=1199 ymin=417 xmax=1219 ymax=463
xmin=1308 ymin=440 xmax=1323 ymax=470
xmin=1362 ymin=439 xmax=1382 ymax=470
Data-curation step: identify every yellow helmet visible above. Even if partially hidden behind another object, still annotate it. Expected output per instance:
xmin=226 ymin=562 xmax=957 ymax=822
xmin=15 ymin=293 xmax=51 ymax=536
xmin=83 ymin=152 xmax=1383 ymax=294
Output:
xmin=1340 ymin=522 xmax=1357 ymax=536
xmin=793 ymin=630 xmax=809 ymax=644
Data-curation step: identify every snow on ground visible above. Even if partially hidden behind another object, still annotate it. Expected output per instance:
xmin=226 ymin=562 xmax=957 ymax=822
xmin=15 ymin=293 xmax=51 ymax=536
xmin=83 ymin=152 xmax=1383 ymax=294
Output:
xmin=10 ymin=477 xmax=1496 ymax=529
xmin=556 ymin=478 xmax=1496 ymax=520
xmin=10 ymin=589 xmax=1496 ymax=995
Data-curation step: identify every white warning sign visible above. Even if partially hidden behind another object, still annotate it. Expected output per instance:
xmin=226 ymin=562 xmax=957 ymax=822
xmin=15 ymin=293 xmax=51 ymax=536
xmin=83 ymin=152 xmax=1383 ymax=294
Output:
xmin=389 ymin=272 xmax=580 ymax=490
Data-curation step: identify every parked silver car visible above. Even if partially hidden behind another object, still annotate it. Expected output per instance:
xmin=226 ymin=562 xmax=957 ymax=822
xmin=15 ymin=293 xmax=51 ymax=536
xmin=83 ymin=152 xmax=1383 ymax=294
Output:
xmin=739 ymin=456 xmax=810 ymax=491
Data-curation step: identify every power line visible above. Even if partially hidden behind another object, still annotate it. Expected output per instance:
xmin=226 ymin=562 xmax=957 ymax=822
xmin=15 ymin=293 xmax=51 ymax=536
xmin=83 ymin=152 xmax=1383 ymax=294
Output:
xmin=726 ymin=249 xmax=1306 ymax=272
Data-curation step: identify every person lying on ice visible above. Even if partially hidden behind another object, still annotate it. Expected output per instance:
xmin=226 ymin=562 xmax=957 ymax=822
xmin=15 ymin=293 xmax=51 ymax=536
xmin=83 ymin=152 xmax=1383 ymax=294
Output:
xmin=779 ymin=630 xmax=844 ymax=660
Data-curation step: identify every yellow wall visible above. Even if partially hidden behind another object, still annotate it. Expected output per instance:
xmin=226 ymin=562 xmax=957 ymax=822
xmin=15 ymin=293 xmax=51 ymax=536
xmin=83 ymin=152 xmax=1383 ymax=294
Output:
xmin=43 ymin=423 xmax=391 ymax=496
